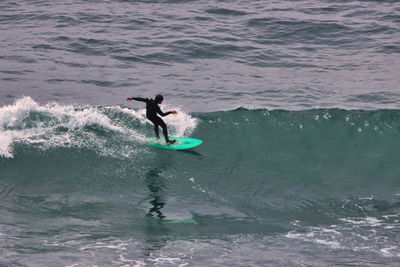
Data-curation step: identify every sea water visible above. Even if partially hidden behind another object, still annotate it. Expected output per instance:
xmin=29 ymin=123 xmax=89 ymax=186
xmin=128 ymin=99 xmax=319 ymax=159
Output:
xmin=1 ymin=0 xmax=400 ymax=266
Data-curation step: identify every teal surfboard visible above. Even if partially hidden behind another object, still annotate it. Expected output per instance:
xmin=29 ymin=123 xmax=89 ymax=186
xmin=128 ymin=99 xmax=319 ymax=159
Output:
xmin=148 ymin=137 xmax=203 ymax=150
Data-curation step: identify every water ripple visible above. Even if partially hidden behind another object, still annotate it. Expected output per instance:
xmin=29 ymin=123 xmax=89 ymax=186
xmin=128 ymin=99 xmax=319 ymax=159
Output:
xmin=0 ymin=0 xmax=399 ymax=111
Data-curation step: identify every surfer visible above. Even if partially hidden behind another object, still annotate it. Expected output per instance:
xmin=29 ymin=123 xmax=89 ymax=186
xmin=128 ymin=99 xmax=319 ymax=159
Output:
xmin=126 ymin=94 xmax=178 ymax=145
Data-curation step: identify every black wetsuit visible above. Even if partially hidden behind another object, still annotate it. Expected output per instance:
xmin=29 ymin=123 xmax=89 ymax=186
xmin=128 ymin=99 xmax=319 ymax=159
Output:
xmin=133 ymin=97 xmax=172 ymax=142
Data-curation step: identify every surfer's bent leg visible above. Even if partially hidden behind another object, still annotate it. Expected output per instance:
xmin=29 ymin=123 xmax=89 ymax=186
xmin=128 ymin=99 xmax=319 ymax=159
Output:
xmin=148 ymin=117 xmax=161 ymax=139
xmin=155 ymin=117 xmax=170 ymax=143
xmin=154 ymin=124 xmax=160 ymax=139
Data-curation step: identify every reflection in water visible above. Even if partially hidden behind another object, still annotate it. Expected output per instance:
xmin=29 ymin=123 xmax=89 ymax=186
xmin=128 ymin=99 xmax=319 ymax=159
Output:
xmin=143 ymin=165 xmax=169 ymax=257
xmin=145 ymin=167 xmax=166 ymax=219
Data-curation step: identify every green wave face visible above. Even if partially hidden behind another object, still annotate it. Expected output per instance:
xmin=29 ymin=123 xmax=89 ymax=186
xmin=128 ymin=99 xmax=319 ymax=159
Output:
xmin=2 ymin=100 xmax=399 ymax=216
xmin=1 ymin=99 xmax=400 ymax=265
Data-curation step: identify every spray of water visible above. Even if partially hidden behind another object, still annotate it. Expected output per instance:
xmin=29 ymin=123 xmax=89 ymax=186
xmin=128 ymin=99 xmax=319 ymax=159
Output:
xmin=0 ymin=97 xmax=198 ymax=158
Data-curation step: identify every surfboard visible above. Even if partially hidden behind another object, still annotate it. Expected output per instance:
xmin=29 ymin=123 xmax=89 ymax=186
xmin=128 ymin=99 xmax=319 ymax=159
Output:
xmin=148 ymin=137 xmax=203 ymax=150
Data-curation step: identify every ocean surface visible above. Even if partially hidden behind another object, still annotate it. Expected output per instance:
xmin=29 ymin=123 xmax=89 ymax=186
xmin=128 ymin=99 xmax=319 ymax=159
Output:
xmin=1 ymin=0 xmax=400 ymax=266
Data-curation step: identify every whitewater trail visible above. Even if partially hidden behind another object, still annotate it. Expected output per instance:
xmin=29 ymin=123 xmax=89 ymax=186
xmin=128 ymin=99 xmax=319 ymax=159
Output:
xmin=0 ymin=97 xmax=197 ymax=158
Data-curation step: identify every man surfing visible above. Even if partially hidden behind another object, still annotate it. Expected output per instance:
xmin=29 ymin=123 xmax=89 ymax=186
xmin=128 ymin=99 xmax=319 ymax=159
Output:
xmin=126 ymin=94 xmax=178 ymax=145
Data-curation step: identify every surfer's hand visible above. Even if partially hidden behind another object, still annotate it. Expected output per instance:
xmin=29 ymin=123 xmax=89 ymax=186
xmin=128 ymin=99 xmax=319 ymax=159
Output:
xmin=171 ymin=110 xmax=178 ymax=115
xmin=126 ymin=97 xmax=133 ymax=101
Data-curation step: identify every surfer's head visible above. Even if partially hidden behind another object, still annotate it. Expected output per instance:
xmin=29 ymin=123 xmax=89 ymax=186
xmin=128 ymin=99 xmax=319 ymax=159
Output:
xmin=155 ymin=94 xmax=163 ymax=104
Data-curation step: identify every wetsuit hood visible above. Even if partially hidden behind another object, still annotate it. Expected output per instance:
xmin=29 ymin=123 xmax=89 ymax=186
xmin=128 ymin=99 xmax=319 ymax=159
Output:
xmin=155 ymin=94 xmax=163 ymax=104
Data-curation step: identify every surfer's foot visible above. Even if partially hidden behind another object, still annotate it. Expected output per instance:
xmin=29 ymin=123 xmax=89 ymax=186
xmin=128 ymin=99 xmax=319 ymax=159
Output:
xmin=167 ymin=140 xmax=176 ymax=145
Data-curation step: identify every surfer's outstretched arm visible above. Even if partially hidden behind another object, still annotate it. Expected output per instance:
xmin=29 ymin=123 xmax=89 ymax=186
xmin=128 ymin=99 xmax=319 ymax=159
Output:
xmin=156 ymin=106 xmax=172 ymax=117
xmin=126 ymin=97 xmax=149 ymax=102
xmin=156 ymin=106 xmax=178 ymax=117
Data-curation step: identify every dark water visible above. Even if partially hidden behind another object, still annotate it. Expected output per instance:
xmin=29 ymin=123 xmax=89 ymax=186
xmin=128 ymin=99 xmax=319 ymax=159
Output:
xmin=1 ymin=0 xmax=399 ymax=111
xmin=1 ymin=0 xmax=400 ymax=266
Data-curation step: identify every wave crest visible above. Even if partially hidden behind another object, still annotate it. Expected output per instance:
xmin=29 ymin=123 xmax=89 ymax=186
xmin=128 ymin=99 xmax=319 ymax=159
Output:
xmin=0 ymin=97 xmax=197 ymax=158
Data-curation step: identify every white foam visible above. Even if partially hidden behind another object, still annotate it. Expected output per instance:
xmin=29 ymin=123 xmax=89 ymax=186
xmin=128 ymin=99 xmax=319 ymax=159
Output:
xmin=0 ymin=97 xmax=142 ymax=158
xmin=0 ymin=97 xmax=199 ymax=158
xmin=313 ymin=238 xmax=342 ymax=249
xmin=107 ymin=105 xmax=149 ymax=126
xmin=339 ymin=217 xmax=382 ymax=227
xmin=380 ymin=246 xmax=400 ymax=257
xmin=0 ymin=132 xmax=14 ymax=158
xmin=287 ymin=216 xmax=400 ymax=258
xmin=112 ymin=104 xmax=198 ymax=138
xmin=155 ymin=104 xmax=198 ymax=137
xmin=286 ymin=229 xmax=343 ymax=249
